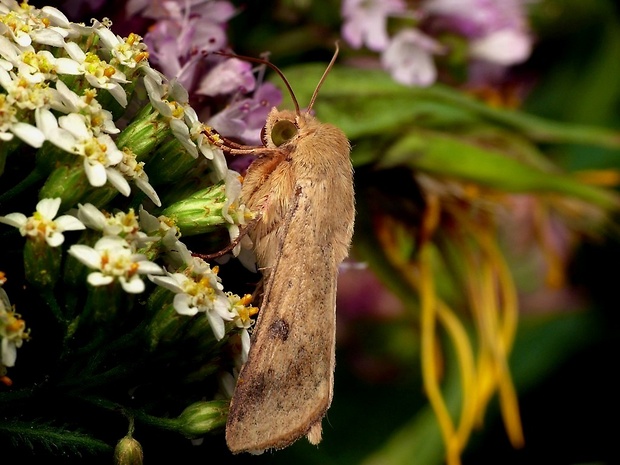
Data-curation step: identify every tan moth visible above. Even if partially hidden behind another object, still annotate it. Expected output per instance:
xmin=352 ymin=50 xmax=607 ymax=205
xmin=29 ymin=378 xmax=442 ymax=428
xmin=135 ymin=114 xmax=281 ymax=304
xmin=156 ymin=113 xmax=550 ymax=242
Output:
xmin=203 ymin=46 xmax=355 ymax=453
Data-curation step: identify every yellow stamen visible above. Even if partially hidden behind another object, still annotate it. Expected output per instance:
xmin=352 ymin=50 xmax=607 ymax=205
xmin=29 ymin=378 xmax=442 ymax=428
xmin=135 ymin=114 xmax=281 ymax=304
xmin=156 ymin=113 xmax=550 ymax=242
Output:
xmin=419 ymin=244 xmax=461 ymax=465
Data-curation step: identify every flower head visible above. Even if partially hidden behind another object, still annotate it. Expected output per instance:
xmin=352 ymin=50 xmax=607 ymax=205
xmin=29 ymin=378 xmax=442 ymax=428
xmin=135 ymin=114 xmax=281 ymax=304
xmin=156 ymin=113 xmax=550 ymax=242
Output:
xmin=69 ymin=236 xmax=164 ymax=293
xmin=149 ymin=264 xmax=233 ymax=340
xmin=0 ymin=197 xmax=85 ymax=247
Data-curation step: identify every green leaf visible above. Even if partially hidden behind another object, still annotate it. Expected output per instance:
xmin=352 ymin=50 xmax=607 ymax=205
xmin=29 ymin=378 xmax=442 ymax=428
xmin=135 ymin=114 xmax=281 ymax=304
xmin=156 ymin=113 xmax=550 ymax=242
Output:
xmin=276 ymin=64 xmax=620 ymax=148
xmin=382 ymin=129 xmax=620 ymax=210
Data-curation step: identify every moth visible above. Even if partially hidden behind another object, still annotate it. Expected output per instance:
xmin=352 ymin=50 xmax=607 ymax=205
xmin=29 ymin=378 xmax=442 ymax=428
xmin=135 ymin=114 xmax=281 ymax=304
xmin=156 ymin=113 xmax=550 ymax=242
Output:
xmin=204 ymin=46 xmax=355 ymax=453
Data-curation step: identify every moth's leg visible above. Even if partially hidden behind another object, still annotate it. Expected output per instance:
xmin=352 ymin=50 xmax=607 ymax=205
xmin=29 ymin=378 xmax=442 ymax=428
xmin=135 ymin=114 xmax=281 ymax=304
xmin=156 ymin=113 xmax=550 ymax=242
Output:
xmin=192 ymin=214 xmax=262 ymax=261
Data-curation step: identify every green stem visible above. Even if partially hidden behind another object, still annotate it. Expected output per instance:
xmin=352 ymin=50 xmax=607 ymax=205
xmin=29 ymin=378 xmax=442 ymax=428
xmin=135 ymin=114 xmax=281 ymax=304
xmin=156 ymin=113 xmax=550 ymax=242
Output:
xmin=41 ymin=288 xmax=67 ymax=326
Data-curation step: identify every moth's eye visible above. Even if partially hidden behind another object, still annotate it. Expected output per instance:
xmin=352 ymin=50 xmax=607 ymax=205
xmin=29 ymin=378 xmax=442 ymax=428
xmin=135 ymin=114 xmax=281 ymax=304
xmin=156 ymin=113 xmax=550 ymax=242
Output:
xmin=270 ymin=120 xmax=298 ymax=147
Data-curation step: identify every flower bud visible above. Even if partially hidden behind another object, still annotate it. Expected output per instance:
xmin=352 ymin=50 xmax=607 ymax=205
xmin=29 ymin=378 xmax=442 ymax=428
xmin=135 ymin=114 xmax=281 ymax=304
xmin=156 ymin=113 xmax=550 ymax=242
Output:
xmin=114 ymin=436 xmax=143 ymax=465
xmin=115 ymin=105 xmax=171 ymax=159
xmin=176 ymin=400 xmax=228 ymax=438
xmin=161 ymin=182 xmax=229 ymax=236
xmin=38 ymin=165 xmax=91 ymax=210
xmin=141 ymin=138 xmax=197 ymax=187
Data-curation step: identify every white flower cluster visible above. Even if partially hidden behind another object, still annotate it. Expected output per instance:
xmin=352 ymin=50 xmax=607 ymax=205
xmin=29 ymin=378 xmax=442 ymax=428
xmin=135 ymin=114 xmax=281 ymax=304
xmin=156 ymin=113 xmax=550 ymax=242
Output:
xmin=0 ymin=0 xmax=255 ymax=370
xmin=0 ymin=0 xmax=227 ymax=206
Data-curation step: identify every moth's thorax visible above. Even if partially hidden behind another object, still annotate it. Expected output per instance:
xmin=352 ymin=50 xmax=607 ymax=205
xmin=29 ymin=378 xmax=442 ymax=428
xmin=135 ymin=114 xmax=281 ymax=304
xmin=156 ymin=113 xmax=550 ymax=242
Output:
xmin=240 ymin=108 xmax=353 ymax=270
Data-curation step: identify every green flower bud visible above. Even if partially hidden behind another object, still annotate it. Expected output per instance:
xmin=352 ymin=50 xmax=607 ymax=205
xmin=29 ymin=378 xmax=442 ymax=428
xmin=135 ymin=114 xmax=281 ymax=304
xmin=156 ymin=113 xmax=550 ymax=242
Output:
xmin=176 ymin=400 xmax=228 ymax=438
xmin=116 ymin=104 xmax=171 ymax=159
xmin=114 ymin=436 xmax=143 ymax=465
xmin=161 ymin=182 xmax=229 ymax=236
xmin=38 ymin=165 xmax=91 ymax=210
xmin=141 ymin=138 xmax=197 ymax=187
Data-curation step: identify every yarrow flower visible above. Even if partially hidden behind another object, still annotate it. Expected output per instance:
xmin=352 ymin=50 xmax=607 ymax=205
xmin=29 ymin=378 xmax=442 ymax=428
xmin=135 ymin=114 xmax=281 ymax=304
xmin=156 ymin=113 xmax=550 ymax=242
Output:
xmin=0 ymin=0 xmax=266 ymax=459
xmin=76 ymin=203 xmax=146 ymax=241
xmin=0 ymin=1 xmax=71 ymax=48
xmin=0 ymin=197 xmax=85 ymax=247
xmin=149 ymin=256 xmax=258 ymax=346
xmin=149 ymin=265 xmax=232 ymax=340
xmin=69 ymin=236 xmax=164 ymax=293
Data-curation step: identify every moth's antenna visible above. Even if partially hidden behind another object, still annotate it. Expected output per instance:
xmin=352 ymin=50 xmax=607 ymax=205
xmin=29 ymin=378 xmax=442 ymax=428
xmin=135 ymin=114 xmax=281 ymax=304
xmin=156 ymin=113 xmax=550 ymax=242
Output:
xmin=213 ymin=50 xmax=300 ymax=115
xmin=307 ymin=42 xmax=339 ymax=113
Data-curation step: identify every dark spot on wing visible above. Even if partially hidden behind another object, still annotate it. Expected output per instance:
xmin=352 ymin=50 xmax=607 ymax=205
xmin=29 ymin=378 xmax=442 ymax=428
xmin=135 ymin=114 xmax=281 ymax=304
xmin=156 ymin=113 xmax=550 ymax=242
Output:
xmin=268 ymin=318 xmax=290 ymax=341
xmin=230 ymin=373 xmax=266 ymax=422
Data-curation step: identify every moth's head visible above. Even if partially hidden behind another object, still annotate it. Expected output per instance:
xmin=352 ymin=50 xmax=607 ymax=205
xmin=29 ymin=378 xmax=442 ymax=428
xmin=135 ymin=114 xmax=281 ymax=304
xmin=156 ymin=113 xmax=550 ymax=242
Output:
xmin=216 ymin=45 xmax=339 ymax=149
xmin=261 ymin=109 xmax=303 ymax=149
xmin=258 ymin=44 xmax=339 ymax=149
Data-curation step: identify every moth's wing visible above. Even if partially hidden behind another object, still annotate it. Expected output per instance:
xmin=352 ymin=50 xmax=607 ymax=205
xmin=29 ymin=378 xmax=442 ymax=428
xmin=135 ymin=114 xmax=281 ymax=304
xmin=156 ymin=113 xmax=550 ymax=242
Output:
xmin=226 ymin=182 xmax=337 ymax=453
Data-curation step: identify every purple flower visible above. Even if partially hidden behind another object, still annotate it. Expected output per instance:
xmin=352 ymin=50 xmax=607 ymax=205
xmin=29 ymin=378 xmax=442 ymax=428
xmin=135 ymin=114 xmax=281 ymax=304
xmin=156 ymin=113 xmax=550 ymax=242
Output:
xmin=423 ymin=0 xmax=532 ymax=66
xmin=341 ymin=0 xmax=407 ymax=51
xmin=196 ymin=58 xmax=255 ymax=96
xmin=132 ymin=1 xmax=235 ymax=90
xmin=381 ymin=29 xmax=445 ymax=86
xmin=207 ymin=82 xmax=282 ymax=146
xmin=127 ymin=0 xmax=234 ymax=21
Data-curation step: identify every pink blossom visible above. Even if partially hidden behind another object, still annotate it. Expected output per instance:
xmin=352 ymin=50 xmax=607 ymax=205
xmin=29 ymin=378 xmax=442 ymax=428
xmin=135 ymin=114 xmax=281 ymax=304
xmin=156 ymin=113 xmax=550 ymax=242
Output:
xmin=341 ymin=0 xmax=407 ymax=51
xmin=135 ymin=1 xmax=234 ymax=90
xmin=196 ymin=58 xmax=255 ymax=97
xmin=381 ymin=29 xmax=445 ymax=86
xmin=423 ymin=0 xmax=533 ymax=65
xmin=208 ymin=82 xmax=282 ymax=146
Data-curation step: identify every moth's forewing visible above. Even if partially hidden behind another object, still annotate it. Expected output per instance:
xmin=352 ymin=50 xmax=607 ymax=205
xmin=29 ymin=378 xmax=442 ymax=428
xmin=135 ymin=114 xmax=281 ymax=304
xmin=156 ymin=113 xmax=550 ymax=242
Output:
xmin=226 ymin=185 xmax=338 ymax=452
xmin=226 ymin=113 xmax=354 ymax=453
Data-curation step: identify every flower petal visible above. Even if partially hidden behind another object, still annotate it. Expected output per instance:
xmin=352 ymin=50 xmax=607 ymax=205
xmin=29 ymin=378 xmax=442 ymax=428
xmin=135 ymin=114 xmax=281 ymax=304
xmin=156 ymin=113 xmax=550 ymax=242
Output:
xmin=173 ymin=293 xmax=198 ymax=316
xmin=11 ymin=122 xmax=45 ymax=148
xmin=36 ymin=198 xmax=61 ymax=219
xmin=69 ymin=244 xmax=102 ymax=269
xmin=46 ymin=231 xmax=65 ymax=247
xmin=87 ymin=271 xmax=114 ymax=286
xmin=1 ymin=338 xmax=17 ymax=367
xmin=206 ymin=309 xmax=226 ymax=340
xmin=0 ymin=213 xmax=27 ymax=228
xmin=120 ymin=275 xmax=145 ymax=294
xmin=55 ymin=215 xmax=86 ymax=232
